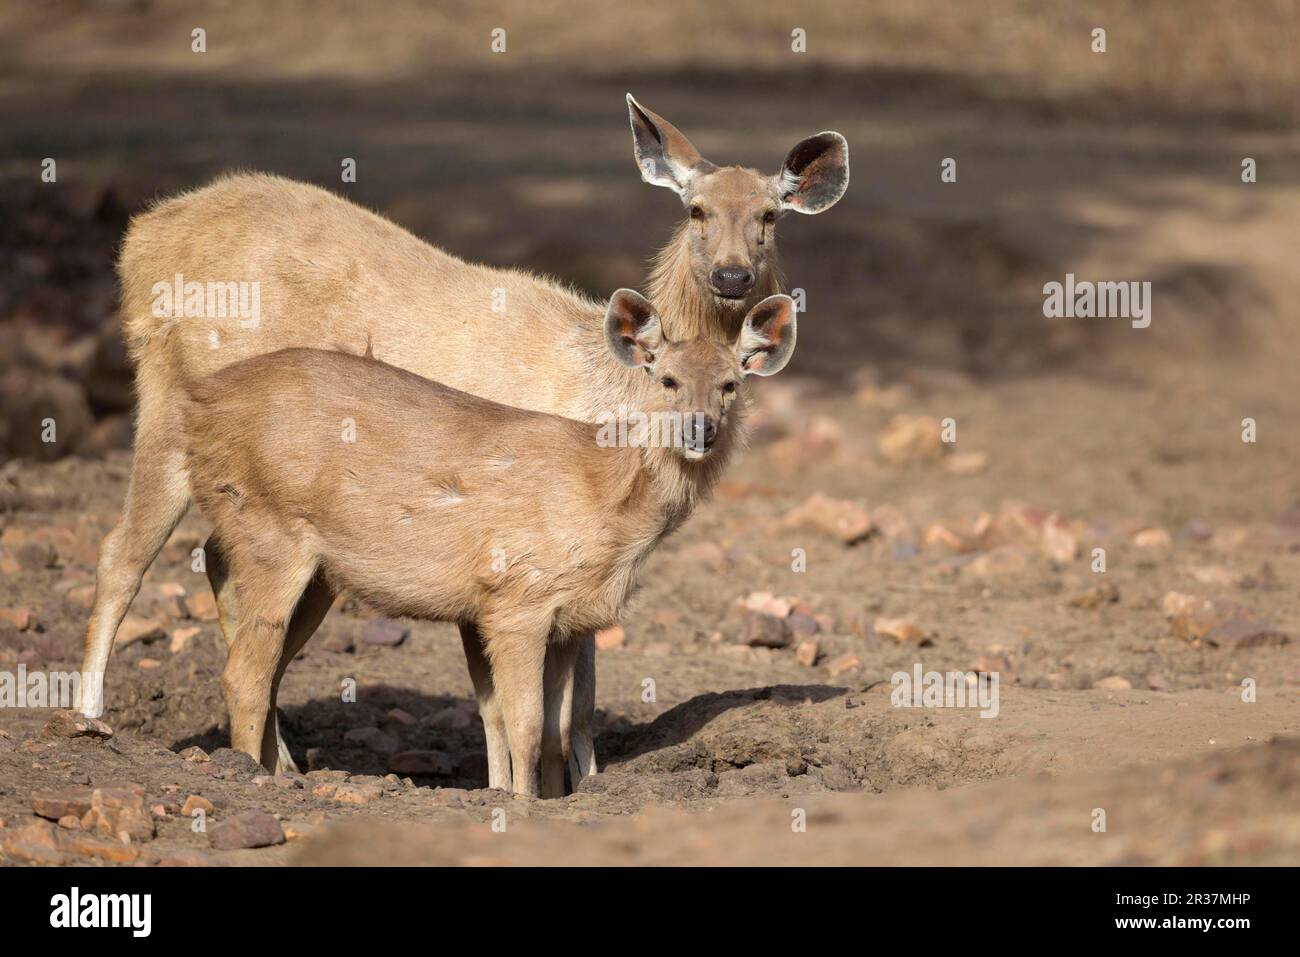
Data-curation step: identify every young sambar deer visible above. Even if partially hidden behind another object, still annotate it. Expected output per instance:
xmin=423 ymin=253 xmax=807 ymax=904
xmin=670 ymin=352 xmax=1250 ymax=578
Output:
xmin=79 ymin=95 xmax=846 ymax=789
xmin=183 ymin=290 xmax=796 ymax=796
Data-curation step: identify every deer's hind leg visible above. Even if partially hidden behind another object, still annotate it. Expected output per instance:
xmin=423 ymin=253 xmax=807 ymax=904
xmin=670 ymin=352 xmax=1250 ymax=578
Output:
xmin=221 ymin=540 xmax=320 ymax=770
xmin=207 ymin=533 xmax=333 ymax=773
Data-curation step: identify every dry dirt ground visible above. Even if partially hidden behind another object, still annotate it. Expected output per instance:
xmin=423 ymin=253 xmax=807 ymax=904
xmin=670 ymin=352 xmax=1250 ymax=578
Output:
xmin=1 ymin=1 xmax=1298 ymax=865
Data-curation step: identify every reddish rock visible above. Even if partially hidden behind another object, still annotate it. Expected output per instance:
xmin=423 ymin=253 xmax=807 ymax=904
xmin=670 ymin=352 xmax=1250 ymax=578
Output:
xmin=0 ymin=607 xmax=33 ymax=631
xmin=182 ymin=590 xmax=219 ymax=621
xmin=877 ymin=414 xmax=943 ymax=465
xmin=651 ymin=608 xmax=681 ymax=626
xmin=795 ymin=639 xmax=820 ymax=667
xmin=208 ymin=810 xmax=285 ymax=850
xmin=595 ymin=624 xmax=625 ymax=650
xmin=82 ymin=785 xmax=155 ymax=842
xmin=782 ymin=492 xmax=873 ymax=545
xmin=827 ymin=653 xmax=861 ymax=678
xmin=169 ymin=626 xmax=201 ymax=653
xmin=1 ymin=819 xmax=66 ymax=864
xmin=331 ymin=779 xmax=384 ymax=805
xmin=742 ymin=591 xmax=793 ymax=618
xmin=41 ymin=710 xmax=113 ymax=740
xmin=30 ymin=789 xmax=94 ymax=821
xmin=116 ymin=616 xmax=165 ymax=647
xmin=181 ymin=795 xmax=215 ymax=817
xmin=873 ymin=616 xmax=926 ymax=644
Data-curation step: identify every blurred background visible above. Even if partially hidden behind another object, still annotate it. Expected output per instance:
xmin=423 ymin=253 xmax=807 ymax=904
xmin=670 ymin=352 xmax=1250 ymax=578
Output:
xmin=2 ymin=0 xmax=1298 ymax=462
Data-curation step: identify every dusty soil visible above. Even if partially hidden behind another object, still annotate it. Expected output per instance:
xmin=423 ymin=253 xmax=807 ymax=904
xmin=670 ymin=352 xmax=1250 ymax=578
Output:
xmin=1 ymin=1 xmax=1298 ymax=865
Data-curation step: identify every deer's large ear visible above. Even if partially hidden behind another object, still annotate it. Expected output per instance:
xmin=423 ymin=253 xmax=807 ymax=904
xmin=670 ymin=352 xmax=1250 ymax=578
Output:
xmin=626 ymin=94 xmax=712 ymax=199
xmin=605 ymin=289 xmax=664 ymax=369
xmin=736 ymin=295 xmax=797 ymax=377
xmin=776 ymin=132 xmax=849 ymax=214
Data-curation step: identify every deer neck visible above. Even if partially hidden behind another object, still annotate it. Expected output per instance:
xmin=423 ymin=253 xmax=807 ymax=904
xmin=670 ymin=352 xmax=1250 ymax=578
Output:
xmin=648 ymin=221 xmax=783 ymax=344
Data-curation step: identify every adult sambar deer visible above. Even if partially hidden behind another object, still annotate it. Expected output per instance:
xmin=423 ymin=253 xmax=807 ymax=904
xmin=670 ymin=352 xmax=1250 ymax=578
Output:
xmin=183 ymin=291 xmax=796 ymax=796
xmin=79 ymin=95 xmax=848 ymax=788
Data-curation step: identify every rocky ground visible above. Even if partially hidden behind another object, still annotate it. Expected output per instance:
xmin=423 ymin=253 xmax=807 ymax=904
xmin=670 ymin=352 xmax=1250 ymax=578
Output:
xmin=2 ymin=368 xmax=1298 ymax=865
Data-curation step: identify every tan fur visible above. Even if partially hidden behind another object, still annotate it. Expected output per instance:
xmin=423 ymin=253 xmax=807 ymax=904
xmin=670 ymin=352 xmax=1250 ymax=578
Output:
xmin=182 ymin=289 xmax=791 ymax=794
xmin=80 ymin=99 xmax=847 ymax=792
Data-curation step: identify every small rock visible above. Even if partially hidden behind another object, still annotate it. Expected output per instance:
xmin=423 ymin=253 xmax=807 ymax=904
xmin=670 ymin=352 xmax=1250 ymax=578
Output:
xmin=782 ymin=492 xmax=873 ymax=545
xmin=332 ymin=779 xmax=384 ymax=805
xmin=430 ymin=787 xmax=469 ymax=808
xmin=737 ymin=611 xmax=792 ymax=648
xmin=169 ymin=626 xmax=202 ymax=653
xmin=31 ymin=789 xmax=94 ymax=821
xmin=57 ymin=815 xmax=82 ymax=830
xmin=1 ymin=820 xmax=66 ymax=864
xmin=1040 ymin=514 xmax=1079 ymax=562
xmin=742 ymin=591 xmax=793 ymax=618
xmin=966 ymin=546 xmax=1029 ymax=577
xmin=82 ymin=785 xmax=155 ymax=842
xmin=0 ymin=607 xmax=33 ymax=631
xmin=182 ymin=591 xmax=219 ymax=621
xmin=207 ymin=809 xmax=285 ymax=850
xmin=360 ymin=618 xmax=408 ymax=647
xmin=827 ymin=653 xmax=861 ymax=678
xmin=795 ymin=639 xmax=820 ymax=667
xmin=388 ymin=750 xmax=454 ymax=776
xmin=116 ymin=616 xmax=166 ymax=647
xmin=1093 ymin=676 xmax=1132 ymax=691
xmin=177 ymin=745 xmax=209 ymax=763
xmin=41 ymin=710 xmax=113 ymax=740
xmin=595 ymin=625 xmax=625 ymax=650
xmin=157 ymin=849 xmax=220 ymax=866
xmin=1133 ymin=527 xmax=1172 ymax=549
xmin=1068 ymin=583 xmax=1120 ymax=609
xmin=181 ymin=795 xmax=215 ymax=817
xmin=872 ymin=616 xmax=926 ymax=644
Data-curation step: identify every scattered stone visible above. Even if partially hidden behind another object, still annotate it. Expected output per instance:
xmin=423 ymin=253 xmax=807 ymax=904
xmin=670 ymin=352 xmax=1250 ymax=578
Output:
xmin=169 ymin=626 xmax=202 ymax=653
xmin=41 ymin=710 xmax=113 ymax=740
xmin=181 ymin=795 xmax=215 ymax=817
xmin=388 ymin=750 xmax=454 ymax=776
xmin=1068 ymin=583 xmax=1120 ymax=609
xmin=1093 ymin=676 xmax=1132 ymax=691
xmin=423 ymin=706 xmax=471 ymax=730
xmin=872 ymin=616 xmax=926 ymax=644
xmin=138 ymin=657 xmax=161 ymax=669
xmin=360 ymin=618 xmax=408 ymax=647
xmin=0 ymin=607 xmax=33 ymax=630
xmin=923 ymin=522 xmax=969 ymax=553
xmin=1040 ymin=514 xmax=1079 ymax=562
xmin=795 ymin=639 xmax=820 ymax=667
xmin=383 ymin=708 xmax=417 ymax=728
xmin=81 ymin=785 xmax=155 ymax=843
xmin=332 ymin=779 xmax=384 ymax=805
xmin=31 ymin=789 xmax=94 ymax=821
xmin=1161 ymin=592 xmax=1290 ymax=648
xmin=178 ymin=745 xmax=209 ymax=763
xmin=430 ymin=787 xmax=469 ymax=808
xmin=57 ymin=815 xmax=82 ymax=830
xmin=1 ymin=819 xmax=66 ymax=864
xmin=182 ymin=591 xmax=219 ymax=621
xmin=595 ymin=625 xmax=625 ymax=650
xmin=737 ymin=611 xmax=792 ymax=648
xmin=878 ymin=414 xmax=943 ymax=465
xmin=827 ymin=653 xmax=861 ymax=679
xmin=1133 ymin=527 xmax=1172 ymax=549
xmin=781 ymin=492 xmax=873 ymax=545
xmin=651 ymin=608 xmax=681 ymax=627
xmin=207 ymin=809 xmax=285 ymax=850
xmin=116 ymin=616 xmax=166 ymax=647
xmin=742 ymin=591 xmax=793 ymax=618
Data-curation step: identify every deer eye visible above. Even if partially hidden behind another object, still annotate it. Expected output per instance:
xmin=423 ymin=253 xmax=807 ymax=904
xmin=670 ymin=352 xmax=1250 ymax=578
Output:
xmin=689 ymin=205 xmax=704 ymax=220
xmin=661 ymin=376 xmax=679 ymax=390
xmin=722 ymin=381 xmax=737 ymax=394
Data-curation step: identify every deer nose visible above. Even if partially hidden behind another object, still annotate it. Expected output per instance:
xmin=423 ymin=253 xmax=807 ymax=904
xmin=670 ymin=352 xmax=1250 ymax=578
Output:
xmin=710 ymin=266 xmax=754 ymax=298
xmin=683 ymin=414 xmax=719 ymax=451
